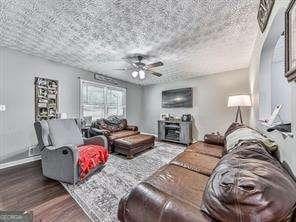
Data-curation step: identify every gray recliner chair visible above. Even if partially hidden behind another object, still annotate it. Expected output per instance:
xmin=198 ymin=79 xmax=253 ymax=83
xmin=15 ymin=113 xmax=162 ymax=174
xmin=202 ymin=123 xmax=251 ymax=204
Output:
xmin=34 ymin=118 xmax=108 ymax=184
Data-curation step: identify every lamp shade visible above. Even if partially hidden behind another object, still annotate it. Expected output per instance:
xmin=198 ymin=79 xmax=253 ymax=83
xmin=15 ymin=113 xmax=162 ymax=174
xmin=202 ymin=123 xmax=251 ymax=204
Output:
xmin=228 ymin=95 xmax=252 ymax=107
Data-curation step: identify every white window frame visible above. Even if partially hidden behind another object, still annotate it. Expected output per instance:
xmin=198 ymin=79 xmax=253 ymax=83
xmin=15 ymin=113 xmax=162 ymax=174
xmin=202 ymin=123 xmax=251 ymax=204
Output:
xmin=79 ymin=79 xmax=127 ymax=119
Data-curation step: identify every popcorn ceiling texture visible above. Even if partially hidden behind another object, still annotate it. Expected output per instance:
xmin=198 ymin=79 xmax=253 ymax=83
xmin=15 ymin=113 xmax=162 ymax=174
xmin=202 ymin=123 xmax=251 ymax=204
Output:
xmin=0 ymin=0 xmax=259 ymax=85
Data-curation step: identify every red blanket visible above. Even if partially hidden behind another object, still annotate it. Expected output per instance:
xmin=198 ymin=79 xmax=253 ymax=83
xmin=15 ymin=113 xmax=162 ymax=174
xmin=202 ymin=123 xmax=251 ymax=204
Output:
xmin=78 ymin=145 xmax=109 ymax=180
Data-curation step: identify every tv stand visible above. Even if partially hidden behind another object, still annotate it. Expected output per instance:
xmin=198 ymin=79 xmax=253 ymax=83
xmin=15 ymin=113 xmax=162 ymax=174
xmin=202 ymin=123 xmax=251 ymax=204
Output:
xmin=158 ymin=120 xmax=192 ymax=145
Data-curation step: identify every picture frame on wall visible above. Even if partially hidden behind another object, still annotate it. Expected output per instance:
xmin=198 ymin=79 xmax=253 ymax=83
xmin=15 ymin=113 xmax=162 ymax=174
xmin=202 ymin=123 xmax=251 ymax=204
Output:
xmin=257 ymin=0 xmax=275 ymax=33
xmin=285 ymin=0 xmax=296 ymax=82
xmin=34 ymin=77 xmax=59 ymax=121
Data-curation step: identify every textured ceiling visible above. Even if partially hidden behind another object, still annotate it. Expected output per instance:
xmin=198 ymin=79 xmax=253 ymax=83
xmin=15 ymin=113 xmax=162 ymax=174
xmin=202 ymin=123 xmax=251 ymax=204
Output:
xmin=0 ymin=0 xmax=259 ymax=85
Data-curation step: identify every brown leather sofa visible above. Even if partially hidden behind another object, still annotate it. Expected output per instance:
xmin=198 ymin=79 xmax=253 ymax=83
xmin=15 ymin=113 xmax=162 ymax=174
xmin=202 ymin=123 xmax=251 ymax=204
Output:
xmin=118 ymin=142 xmax=223 ymax=222
xmin=89 ymin=116 xmax=139 ymax=152
xmin=118 ymin=124 xmax=296 ymax=222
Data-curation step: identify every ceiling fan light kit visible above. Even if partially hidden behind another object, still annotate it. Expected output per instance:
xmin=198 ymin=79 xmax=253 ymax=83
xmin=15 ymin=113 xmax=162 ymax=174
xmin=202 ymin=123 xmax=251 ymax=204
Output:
xmin=139 ymin=70 xmax=146 ymax=80
xmin=131 ymin=71 xmax=138 ymax=78
xmin=117 ymin=55 xmax=164 ymax=80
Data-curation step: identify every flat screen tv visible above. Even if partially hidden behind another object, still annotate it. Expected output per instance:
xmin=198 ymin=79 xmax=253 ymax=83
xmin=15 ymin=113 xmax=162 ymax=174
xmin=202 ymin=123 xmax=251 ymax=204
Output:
xmin=162 ymin=88 xmax=193 ymax=108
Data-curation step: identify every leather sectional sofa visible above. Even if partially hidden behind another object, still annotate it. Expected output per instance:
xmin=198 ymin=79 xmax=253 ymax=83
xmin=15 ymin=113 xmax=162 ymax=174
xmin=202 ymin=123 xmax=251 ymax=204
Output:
xmin=118 ymin=142 xmax=221 ymax=222
xmin=118 ymin=124 xmax=296 ymax=222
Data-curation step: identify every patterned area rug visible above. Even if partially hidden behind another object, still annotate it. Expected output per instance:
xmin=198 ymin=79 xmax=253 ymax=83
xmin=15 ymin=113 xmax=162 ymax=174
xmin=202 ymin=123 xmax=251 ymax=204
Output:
xmin=62 ymin=142 xmax=185 ymax=222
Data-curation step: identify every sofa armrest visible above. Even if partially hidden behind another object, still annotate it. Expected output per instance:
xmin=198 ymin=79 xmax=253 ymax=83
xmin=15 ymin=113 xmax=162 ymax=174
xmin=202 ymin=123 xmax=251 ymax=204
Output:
xmin=126 ymin=125 xmax=138 ymax=131
xmin=83 ymin=135 xmax=108 ymax=149
xmin=118 ymin=182 xmax=212 ymax=222
xmin=204 ymin=134 xmax=225 ymax=146
xmin=44 ymin=145 xmax=78 ymax=158
xmin=89 ymin=127 xmax=111 ymax=137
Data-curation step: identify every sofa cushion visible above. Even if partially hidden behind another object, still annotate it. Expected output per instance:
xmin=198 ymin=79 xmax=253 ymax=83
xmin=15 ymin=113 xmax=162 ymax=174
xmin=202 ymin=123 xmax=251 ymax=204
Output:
xmin=225 ymin=126 xmax=278 ymax=153
xmin=117 ymin=119 xmax=127 ymax=131
xmin=145 ymin=164 xmax=209 ymax=207
xmin=108 ymin=130 xmax=140 ymax=141
xmin=113 ymin=134 xmax=155 ymax=147
xmin=47 ymin=119 xmax=84 ymax=147
xmin=171 ymin=151 xmax=220 ymax=176
xmin=106 ymin=115 xmax=124 ymax=125
xmin=201 ymin=141 xmax=296 ymax=222
xmin=105 ymin=117 xmax=127 ymax=131
xmin=186 ymin=142 xmax=223 ymax=158
xmin=97 ymin=118 xmax=127 ymax=132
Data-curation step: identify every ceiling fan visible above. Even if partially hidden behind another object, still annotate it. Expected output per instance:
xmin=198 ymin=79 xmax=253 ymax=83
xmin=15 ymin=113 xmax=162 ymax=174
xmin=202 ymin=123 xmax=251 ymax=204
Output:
xmin=115 ymin=55 xmax=164 ymax=80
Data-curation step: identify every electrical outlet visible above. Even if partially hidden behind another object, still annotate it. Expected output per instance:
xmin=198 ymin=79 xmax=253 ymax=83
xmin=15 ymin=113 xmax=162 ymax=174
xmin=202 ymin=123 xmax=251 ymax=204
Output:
xmin=0 ymin=104 xmax=6 ymax=112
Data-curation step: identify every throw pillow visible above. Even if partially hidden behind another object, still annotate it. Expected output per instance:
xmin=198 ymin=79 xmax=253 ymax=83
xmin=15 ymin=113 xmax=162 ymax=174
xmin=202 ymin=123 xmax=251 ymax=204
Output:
xmin=225 ymin=127 xmax=278 ymax=153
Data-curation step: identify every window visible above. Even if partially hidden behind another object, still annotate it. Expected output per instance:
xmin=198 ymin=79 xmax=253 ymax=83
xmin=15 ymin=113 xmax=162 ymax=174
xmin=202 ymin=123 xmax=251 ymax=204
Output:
xmin=80 ymin=80 xmax=126 ymax=120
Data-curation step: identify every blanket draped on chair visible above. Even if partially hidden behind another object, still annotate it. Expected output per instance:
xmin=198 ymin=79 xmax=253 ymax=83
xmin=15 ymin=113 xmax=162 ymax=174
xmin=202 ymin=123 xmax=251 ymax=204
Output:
xmin=78 ymin=145 xmax=109 ymax=179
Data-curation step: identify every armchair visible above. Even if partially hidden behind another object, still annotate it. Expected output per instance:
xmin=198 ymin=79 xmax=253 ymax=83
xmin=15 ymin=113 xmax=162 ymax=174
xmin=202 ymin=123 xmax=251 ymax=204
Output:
xmin=34 ymin=119 xmax=108 ymax=184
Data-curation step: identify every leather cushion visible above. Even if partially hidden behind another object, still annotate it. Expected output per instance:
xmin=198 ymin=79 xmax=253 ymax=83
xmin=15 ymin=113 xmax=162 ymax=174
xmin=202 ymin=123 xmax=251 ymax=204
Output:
xmin=171 ymin=151 xmax=220 ymax=176
xmin=47 ymin=119 xmax=83 ymax=148
xmin=186 ymin=142 xmax=223 ymax=158
xmin=114 ymin=134 xmax=155 ymax=147
xmin=108 ymin=130 xmax=140 ymax=141
xmin=145 ymin=164 xmax=209 ymax=207
xmin=201 ymin=142 xmax=296 ymax=222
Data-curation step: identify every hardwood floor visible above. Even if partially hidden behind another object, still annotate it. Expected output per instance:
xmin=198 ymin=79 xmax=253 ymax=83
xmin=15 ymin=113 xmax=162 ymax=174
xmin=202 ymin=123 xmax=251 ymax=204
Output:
xmin=0 ymin=160 xmax=90 ymax=222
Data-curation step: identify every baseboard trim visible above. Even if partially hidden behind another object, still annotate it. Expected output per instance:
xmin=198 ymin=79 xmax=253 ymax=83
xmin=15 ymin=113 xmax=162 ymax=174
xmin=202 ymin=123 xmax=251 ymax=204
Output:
xmin=0 ymin=155 xmax=41 ymax=170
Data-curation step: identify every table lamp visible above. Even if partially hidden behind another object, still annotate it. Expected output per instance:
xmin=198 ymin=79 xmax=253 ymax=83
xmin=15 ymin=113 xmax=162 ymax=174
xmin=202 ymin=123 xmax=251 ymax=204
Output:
xmin=228 ymin=95 xmax=252 ymax=124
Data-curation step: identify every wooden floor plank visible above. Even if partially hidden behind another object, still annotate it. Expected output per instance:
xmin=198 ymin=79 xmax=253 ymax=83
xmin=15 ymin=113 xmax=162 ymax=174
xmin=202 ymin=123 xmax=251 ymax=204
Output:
xmin=0 ymin=160 xmax=90 ymax=222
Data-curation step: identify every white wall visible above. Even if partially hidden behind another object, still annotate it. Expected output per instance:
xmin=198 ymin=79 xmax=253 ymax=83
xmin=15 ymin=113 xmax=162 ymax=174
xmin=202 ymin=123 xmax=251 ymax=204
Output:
xmin=0 ymin=47 xmax=142 ymax=160
xmin=249 ymin=0 xmax=296 ymax=175
xmin=141 ymin=69 xmax=250 ymax=140
xmin=271 ymin=36 xmax=291 ymax=123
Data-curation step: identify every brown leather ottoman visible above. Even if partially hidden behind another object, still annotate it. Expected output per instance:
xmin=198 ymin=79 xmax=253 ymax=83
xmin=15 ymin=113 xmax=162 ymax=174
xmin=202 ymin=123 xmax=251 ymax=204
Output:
xmin=114 ymin=134 xmax=155 ymax=159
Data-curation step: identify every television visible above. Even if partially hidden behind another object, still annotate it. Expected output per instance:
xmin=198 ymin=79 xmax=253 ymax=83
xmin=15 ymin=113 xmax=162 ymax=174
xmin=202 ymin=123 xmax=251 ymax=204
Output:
xmin=162 ymin=88 xmax=193 ymax=108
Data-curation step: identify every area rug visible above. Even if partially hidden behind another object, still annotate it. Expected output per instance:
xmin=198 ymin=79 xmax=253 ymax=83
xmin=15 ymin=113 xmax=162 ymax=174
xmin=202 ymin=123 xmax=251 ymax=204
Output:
xmin=62 ymin=142 xmax=185 ymax=222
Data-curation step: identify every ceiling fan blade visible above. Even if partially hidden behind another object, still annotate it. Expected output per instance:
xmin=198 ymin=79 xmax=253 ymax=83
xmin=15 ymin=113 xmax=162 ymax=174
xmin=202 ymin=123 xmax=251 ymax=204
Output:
xmin=149 ymin=71 xmax=162 ymax=77
xmin=124 ymin=58 xmax=139 ymax=68
xmin=146 ymin=61 xmax=164 ymax=69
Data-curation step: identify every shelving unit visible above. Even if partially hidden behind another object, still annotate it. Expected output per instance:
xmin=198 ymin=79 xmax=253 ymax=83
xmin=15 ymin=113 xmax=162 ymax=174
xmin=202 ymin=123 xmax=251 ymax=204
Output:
xmin=158 ymin=120 xmax=192 ymax=145
xmin=34 ymin=77 xmax=59 ymax=121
